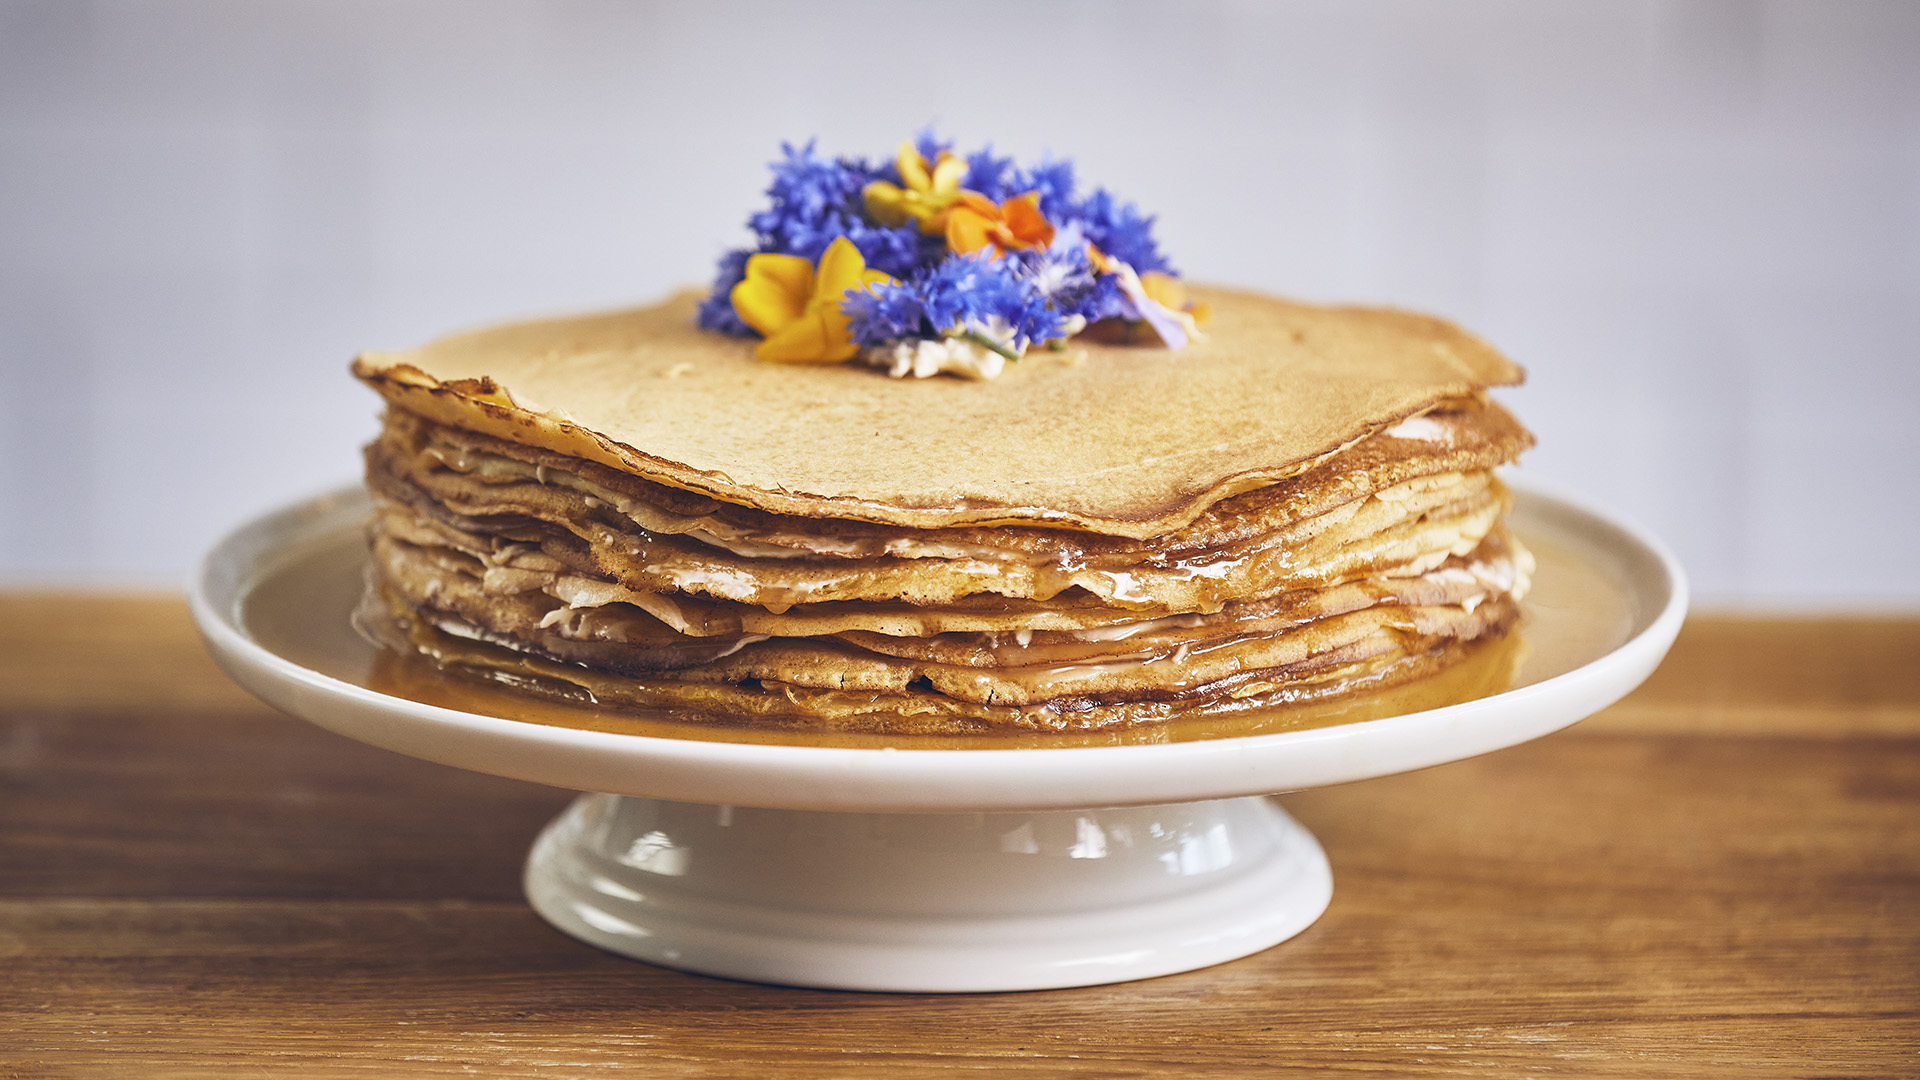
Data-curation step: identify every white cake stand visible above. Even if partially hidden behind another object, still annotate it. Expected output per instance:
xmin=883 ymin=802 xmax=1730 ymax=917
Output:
xmin=191 ymin=479 xmax=1685 ymax=992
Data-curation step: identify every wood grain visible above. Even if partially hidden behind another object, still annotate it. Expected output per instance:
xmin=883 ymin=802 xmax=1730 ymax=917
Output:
xmin=1588 ymin=614 xmax=1920 ymax=736
xmin=2 ymin=594 xmax=1916 ymax=1078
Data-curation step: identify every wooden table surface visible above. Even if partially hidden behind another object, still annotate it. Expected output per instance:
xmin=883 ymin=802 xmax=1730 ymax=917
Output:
xmin=2 ymin=594 xmax=1915 ymax=1078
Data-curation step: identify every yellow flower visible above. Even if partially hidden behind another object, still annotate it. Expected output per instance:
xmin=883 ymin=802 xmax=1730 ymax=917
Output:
xmin=946 ymin=191 xmax=1055 ymax=258
xmin=1139 ymin=272 xmax=1187 ymax=312
xmin=862 ymin=141 xmax=969 ymax=235
xmin=1139 ymin=271 xmax=1211 ymax=329
xmin=729 ymin=236 xmax=893 ymax=363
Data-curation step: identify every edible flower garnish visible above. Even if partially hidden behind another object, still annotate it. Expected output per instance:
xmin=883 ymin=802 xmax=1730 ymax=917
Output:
xmin=946 ymin=191 xmax=1055 ymax=257
xmin=730 ymin=237 xmax=893 ymax=363
xmin=702 ymin=135 xmax=1201 ymax=379
xmin=862 ymin=142 xmax=969 ymax=235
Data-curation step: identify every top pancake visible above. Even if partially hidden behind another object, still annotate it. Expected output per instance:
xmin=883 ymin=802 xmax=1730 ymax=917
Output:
xmin=352 ymin=286 xmax=1522 ymax=539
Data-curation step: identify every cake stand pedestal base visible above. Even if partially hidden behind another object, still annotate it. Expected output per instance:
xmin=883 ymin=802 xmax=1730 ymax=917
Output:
xmin=524 ymin=793 xmax=1332 ymax=992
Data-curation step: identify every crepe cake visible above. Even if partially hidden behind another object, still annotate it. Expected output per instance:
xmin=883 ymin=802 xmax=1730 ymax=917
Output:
xmin=350 ymin=285 xmax=1536 ymax=735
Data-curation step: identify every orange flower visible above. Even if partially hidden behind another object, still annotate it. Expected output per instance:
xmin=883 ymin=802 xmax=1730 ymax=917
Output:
xmin=946 ymin=191 xmax=1055 ymax=258
xmin=729 ymin=237 xmax=893 ymax=363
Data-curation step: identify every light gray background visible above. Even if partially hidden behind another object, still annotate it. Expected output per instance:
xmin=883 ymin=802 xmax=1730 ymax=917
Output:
xmin=3 ymin=0 xmax=1916 ymax=607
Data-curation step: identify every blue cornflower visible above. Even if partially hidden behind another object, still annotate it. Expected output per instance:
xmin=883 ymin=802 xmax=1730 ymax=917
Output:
xmin=1073 ymin=186 xmax=1173 ymax=275
xmin=745 ymin=140 xmax=871 ymax=252
xmin=845 ymin=254 xmax=1066 ymax=354
xmin=962 ymin=146 xmax=1018 ymax=202
xmin=704 ymin=142 xmax=927 ymax=334
xmin=917 ymin=252 xmax=1064 ymax=352
xmin=1077 ymin=271 xmax=1133 ymax=323
xmin=1013 ymin=158 xmax=1078 ymax=219
xmin=747 ymin=142 xmax=940 ymax=277
xmin=1015 ymin=225 xmax=1101 ymax=312
xmin=912 ymin=129 xmax=952 ymax=168
xmin=697 ymin=249 xmax=754 ymax=336
xmin=842 ymin=279 xmax=929 ymax=345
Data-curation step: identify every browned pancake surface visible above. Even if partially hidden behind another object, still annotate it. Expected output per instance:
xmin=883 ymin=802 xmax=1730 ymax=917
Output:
xmin=353 ymin=288 xmax=1523 ymax=538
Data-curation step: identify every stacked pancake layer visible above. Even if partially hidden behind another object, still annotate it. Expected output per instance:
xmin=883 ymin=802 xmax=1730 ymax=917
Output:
xmin=361 ymin=396 xmax=1535 ymax=735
